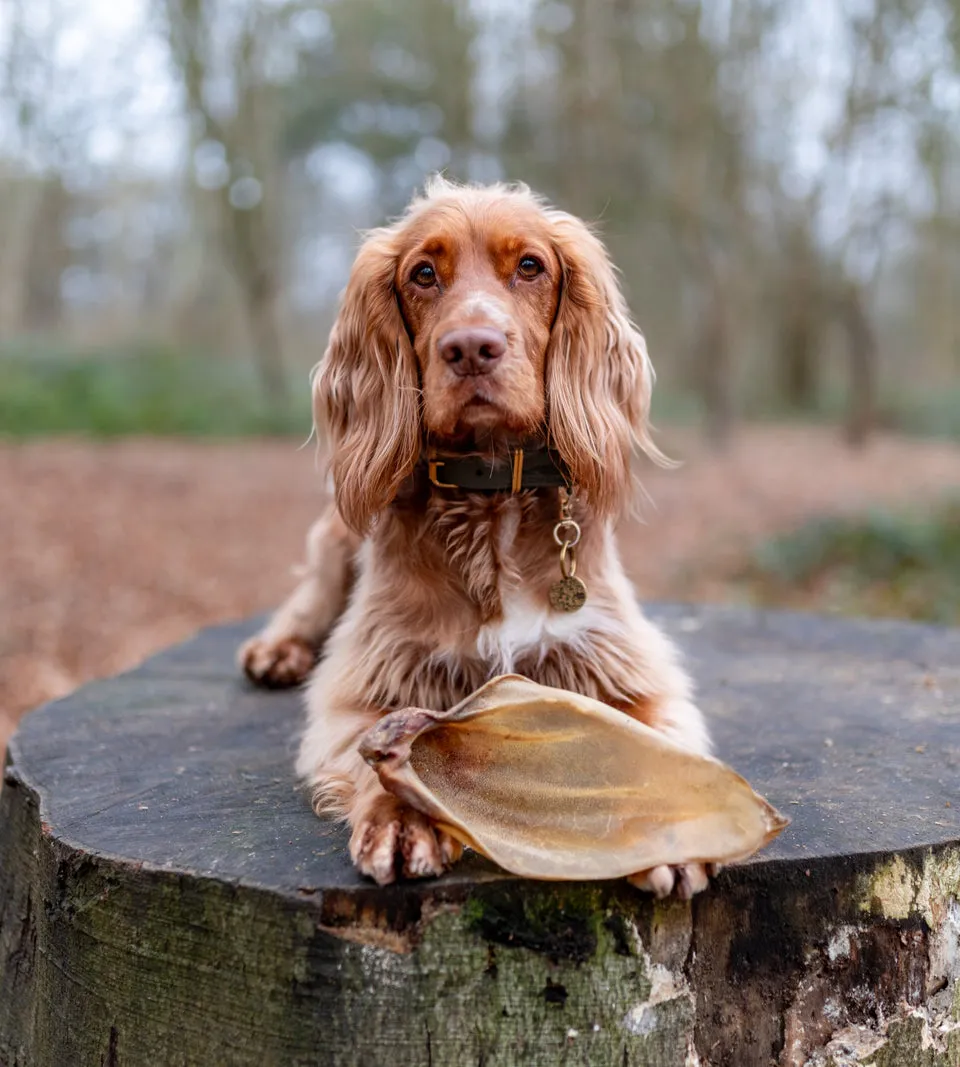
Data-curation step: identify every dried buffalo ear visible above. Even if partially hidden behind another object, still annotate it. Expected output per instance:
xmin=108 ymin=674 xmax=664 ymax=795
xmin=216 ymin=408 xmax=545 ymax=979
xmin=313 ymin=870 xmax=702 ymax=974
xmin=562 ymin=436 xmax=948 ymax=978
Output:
xmin=358 ymin=674 xmax=788 ymax=881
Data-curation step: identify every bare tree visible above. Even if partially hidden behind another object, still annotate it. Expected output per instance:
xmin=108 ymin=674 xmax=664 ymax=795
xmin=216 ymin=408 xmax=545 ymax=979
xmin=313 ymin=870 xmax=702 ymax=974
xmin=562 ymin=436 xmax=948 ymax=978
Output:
xmin=837 ymin=279 xmax=878 ymax=447
xmin=0 ymin=0 xmax=57 ymax=337
xmin=1 ymin=0 xmax=958 ymax=450
xmin=774 ymin=209 xmax=823 ymax=411
xmin=160 ymin=0 xmax=290 ymax=409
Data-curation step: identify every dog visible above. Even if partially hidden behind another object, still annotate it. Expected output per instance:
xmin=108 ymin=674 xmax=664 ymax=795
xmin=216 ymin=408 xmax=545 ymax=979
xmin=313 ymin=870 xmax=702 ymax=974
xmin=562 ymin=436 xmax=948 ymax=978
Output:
xmin=239 ymin=178 xmax=711 ymax=898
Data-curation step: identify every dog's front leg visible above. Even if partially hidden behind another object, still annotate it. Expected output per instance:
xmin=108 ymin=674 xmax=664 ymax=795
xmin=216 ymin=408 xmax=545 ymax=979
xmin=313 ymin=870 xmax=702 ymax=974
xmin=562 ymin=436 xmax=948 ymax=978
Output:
xmin=299 ymin=708 xmax=463 ymax=886
xmin=239 ymin=503 xmax=360 ymax=688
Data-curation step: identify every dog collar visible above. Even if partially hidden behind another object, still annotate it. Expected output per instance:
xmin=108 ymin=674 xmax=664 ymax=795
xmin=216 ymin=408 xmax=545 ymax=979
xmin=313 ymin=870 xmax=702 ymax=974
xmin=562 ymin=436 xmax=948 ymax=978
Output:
xmin=424 ymin=445 xmax=572 ymax=493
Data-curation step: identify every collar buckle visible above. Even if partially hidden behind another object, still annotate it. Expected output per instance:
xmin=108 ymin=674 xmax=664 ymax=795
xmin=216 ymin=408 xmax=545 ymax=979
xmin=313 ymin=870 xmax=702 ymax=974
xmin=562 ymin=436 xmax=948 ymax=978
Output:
xmin=427 ymin=449 xmax=458 ymax=489
xmin=510 ymin=449 xmax=524 ymax=493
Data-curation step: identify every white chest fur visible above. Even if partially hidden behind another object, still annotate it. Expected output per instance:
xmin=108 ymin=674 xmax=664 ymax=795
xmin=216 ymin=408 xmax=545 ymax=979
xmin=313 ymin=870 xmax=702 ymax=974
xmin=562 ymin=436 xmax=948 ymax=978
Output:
xmin=473 ymin=499 xmax=615 ymax=672
xmin=475 ymin=591 xmax=611 ymax=672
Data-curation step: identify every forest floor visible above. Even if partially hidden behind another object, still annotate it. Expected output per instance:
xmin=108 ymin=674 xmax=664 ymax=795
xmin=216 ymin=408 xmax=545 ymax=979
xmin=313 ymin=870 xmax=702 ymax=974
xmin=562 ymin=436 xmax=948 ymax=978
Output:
xmin=3 ymin=424 xmax=959 ymax=757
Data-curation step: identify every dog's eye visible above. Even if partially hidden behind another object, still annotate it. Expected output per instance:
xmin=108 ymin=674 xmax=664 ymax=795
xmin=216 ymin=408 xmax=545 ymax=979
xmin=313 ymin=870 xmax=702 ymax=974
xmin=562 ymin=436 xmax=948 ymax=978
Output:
xmin=412 ymin=263 xmax=436 ymax=288
xmin=517 ymin=256 xmax=544 ymax=279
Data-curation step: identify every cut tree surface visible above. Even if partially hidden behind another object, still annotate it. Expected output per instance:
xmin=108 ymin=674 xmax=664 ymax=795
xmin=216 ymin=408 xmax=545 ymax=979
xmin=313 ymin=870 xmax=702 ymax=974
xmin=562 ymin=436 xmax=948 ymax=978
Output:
xmin=2 ymin=605 xmax=959 ymax=1066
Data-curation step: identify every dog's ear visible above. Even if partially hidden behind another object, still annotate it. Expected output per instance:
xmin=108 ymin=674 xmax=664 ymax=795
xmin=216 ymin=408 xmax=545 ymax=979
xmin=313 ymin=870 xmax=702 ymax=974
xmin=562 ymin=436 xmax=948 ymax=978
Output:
xmin=545 ymin=212 xmax=666 ymax=518
xmin=313 ymin=228 xmax=421 ymax=534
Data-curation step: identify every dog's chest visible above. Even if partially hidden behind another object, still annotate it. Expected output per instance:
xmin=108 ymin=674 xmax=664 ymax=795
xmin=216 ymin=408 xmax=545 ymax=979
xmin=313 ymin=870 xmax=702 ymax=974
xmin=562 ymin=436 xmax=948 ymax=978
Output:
xmin=472 ymin=501 xmax=603 ymax=671
xmin=475 ymin=591 xmax=605 ymax=672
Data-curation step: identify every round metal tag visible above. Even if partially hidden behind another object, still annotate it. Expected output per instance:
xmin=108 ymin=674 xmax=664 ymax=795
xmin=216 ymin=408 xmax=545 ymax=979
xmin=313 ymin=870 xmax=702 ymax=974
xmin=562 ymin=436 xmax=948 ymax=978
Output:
xmin=549 ymin=575 xmax=588 ymax=613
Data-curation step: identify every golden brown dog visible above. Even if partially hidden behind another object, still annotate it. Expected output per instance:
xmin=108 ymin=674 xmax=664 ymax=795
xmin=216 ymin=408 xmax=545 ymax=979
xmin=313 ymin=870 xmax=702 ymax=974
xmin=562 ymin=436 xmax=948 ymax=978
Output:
xmin=240 ymin=178 xmax=711 ymax=898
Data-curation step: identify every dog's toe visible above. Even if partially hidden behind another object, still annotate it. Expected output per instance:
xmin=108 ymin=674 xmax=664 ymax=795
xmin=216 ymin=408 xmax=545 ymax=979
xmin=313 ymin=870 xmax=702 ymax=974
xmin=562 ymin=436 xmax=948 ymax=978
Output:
xmin=437 ymin=829 xmax=464 ymax=868
xmin=628 ymin=864 xmax=676 ymax=898
xmin=400 ymin=812 xmax=446 ymax=879
xmin=628 ymin=862 xmax=712 ymax=900
xmin=675 ymin=863 xmax=710 ymax=900
xmin=350 ymin=808 xmax=402 ymax=886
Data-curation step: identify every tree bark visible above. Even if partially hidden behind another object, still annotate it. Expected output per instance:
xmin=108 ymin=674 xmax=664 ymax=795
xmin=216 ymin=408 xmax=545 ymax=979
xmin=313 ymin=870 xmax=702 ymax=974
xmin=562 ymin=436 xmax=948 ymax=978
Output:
xmin=3 ymin=608 xmax=960 ymax=1065
xmin=841 ymin=281 xmax=878 ymax=448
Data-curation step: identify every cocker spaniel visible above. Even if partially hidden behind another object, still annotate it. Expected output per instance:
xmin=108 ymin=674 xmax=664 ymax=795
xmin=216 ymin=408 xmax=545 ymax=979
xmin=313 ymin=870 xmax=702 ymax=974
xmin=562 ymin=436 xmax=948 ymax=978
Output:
xmin=240 ymin=178 xmax=711 ymax=898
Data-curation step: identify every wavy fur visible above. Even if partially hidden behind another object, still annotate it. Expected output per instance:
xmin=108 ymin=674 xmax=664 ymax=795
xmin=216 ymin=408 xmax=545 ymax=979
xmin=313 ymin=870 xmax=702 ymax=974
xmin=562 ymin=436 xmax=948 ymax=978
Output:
xmin=243 ymin=179 xmax=711 ymax=895
xmin=312 ymin=229 xmax=421 ymax=533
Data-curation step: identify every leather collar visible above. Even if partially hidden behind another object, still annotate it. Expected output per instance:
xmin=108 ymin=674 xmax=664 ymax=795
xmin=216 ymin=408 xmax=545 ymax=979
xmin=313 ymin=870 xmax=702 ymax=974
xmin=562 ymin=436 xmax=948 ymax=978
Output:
xmin=423 ymin=445 xmax=571 ymax=493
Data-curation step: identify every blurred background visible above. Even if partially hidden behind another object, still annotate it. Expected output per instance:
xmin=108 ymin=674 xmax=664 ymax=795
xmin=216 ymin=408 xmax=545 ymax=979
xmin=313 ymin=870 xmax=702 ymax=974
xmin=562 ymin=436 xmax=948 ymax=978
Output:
xmin=1 ymin=0 xmax=959 ymax=752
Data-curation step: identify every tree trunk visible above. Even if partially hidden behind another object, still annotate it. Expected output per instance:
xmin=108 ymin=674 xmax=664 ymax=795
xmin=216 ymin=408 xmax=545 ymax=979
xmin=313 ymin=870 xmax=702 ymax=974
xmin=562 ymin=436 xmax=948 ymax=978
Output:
xmin=23 ymin=177 xmax=69 ymax=333
xmin=780 ymin=315 xmax=818 ymax=410
xmin=0 ymin=176 xmax=44 ymax=339
xmin=777 ymin=231 xmax=821 ymax=411
xmin=841 ymin=282 xmax=877 ymax=448
xmin=244 ymin=278 xmax=288 ymax=413
xmin=696 ymin=262 xmax=734 ymax=447
xmin=6 ymin=608 xmax=959 ymax=1065
xmin=161 ymin=0 xmax=288 ymax=412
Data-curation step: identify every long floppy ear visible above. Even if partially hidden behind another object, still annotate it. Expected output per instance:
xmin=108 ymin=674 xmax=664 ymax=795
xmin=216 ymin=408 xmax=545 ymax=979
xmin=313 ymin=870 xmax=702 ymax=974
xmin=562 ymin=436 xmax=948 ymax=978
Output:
xmin=312 ymin=228 xmax=421 ymax=533
xmin=545 ymin=212 xmax=666 ymax=518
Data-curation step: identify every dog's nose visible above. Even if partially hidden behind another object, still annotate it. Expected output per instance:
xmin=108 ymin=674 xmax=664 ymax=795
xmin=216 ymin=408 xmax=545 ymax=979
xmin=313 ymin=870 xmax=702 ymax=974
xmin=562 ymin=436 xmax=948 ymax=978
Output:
xmin=438 ymin=327 xmax=507 ymax=376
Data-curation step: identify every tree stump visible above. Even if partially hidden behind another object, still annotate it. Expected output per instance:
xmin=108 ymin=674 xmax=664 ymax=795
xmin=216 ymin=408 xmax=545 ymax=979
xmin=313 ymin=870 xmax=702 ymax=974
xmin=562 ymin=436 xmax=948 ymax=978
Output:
xmin=2 ymin=605 xmax=959 ymax=1067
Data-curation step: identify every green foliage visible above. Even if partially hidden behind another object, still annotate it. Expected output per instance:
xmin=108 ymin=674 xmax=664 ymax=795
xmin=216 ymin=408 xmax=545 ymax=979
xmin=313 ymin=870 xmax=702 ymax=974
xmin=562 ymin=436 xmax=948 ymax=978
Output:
xmin=0 ymin=344 xmax=313 ymax=438
xmin=746 ymin=502 xmax=960 ymax=624
xmin=738 ymin=380 xmax=960 ymax=443
xmin=880 ymin=385 xmax=960 ymax=441
xmin=647 ymin=385 xmax=705 ymax=427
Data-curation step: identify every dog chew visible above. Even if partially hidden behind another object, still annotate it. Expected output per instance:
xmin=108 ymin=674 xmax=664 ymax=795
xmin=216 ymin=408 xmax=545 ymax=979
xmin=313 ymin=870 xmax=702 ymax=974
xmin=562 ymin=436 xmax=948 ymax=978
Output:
xmin=358 ymin=674 xmax=789 ymax=881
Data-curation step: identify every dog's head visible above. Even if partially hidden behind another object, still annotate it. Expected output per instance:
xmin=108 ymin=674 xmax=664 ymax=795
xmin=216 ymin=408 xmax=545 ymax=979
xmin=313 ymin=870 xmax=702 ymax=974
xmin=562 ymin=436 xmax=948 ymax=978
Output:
xmin=315 ymin=178 xmax=661 ymax=532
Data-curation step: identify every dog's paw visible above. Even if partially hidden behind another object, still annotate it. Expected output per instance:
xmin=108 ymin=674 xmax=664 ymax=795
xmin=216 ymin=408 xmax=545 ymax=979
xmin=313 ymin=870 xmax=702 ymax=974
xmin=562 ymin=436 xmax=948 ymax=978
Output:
xmin=349 ymin=796 xmax=463 ymax=886
xmin=239 ymin=635 xmax=315 ymax=689
xmin=627 ymin=863 xmax=717 ymax=900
